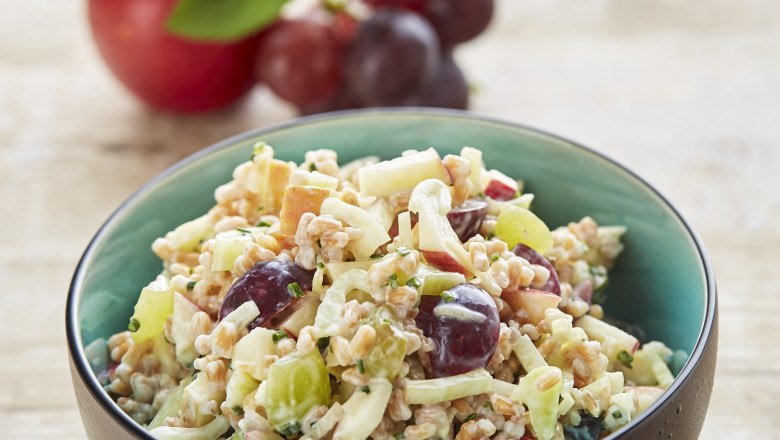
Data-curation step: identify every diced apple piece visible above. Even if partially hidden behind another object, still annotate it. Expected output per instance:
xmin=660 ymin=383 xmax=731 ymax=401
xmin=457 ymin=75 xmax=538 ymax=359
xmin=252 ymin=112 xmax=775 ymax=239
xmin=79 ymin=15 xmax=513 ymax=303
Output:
xmin=279 ymin=186 xmax=331 ymax=235
xmin=320 ymin=198 xmax=391 ymax=259
xmin=397 ymin=211 xmax=414 ymax=248
xmin=460 ymin=146 xmax=485 ymax=197
xmin=575 ymin=315 xmax=640 ymax=362
xmin=129 ymin=276 xmax=174 ymax=343
xmin=281 ymin=296 xmax=320 ymax=337
xmin=365 ymin=197 xmax=394 ymax=232
xmin=264 ymin=159 xmax=296 ymax=214
xmin=502 ymin=289 xmax=562 ymax=325
xmin=416 ymin=264 xmax=467 ymax=296
xmin=171 ymin=293 xmax=203 ymax=364
xmin=358 ymin=148 xmax=451 ymax=197
xmin=409 ymin=179 xmax=474 ymax=275
xmin=494 ymin=205 xmax=553 ymax=254
xmin=484 ymin=169 xmax=519 ymax=201
xmin=211 ymin=230 xmax=252 ymax=272
xmin=165 ymin=215 xmax=213 ymax=252
xmin=232 ymin=327 xmax=277 ymax=381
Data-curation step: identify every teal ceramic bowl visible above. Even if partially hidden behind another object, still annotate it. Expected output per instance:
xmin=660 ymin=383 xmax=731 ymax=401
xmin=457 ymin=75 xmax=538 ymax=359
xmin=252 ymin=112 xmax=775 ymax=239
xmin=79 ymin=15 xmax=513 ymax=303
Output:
xmin=67 ymin=109 xmax=717 ymax=439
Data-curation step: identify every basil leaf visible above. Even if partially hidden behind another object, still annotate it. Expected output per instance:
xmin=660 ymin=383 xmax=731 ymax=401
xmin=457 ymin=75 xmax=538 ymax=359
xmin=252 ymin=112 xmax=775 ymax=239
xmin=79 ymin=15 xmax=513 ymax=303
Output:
xmin=166 ymin=0 xmax=287 ymax=43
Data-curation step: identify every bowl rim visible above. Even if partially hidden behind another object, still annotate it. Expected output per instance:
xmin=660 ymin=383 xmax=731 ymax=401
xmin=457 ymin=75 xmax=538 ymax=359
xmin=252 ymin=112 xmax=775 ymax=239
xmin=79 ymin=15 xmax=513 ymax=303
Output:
xmin=66 ymin=107 xmax=717 ymax=439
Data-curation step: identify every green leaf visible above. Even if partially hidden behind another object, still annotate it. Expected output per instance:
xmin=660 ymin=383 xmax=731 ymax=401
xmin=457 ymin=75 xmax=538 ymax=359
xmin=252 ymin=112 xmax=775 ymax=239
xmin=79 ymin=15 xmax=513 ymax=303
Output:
xmin=166 ymin=0 xmax=288 ymax=43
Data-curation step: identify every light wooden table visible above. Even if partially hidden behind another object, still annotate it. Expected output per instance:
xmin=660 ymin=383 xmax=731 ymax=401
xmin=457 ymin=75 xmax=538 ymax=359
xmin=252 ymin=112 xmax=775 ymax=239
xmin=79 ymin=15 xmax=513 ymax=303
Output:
xmin=1 ymin=0 xmax=778 ymax=438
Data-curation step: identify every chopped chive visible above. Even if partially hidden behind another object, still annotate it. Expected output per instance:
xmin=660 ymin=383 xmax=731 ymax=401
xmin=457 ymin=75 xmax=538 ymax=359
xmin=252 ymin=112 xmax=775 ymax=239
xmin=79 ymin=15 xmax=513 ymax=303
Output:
xmin=127 ymin=318 xmax=140 ymax=332
xmin=487 ymin=232 xmax=495 ymax=240
xmin=317 ymin=262 xmax=326 ymax=269
xmin=356 ymin=359 xmax=366 ymax=374
xmin=188 ymin=267 xmax=194 ymax=275
xmin=316 ymin=336 xmax=331 ymax=349
xmin=186 ymin=281 xmax=196 ymax=290
xmin=388 ymin=274 xmax=400 ymax=289
xmin=360 ymin=385 xmax=370 ymax=393
xmin=406 ymin=276 xmax=421 ymax=288
xmin=256 ymin=206 xmax=265 ymax=212
xmin=236 ymin=227 xmax=251 ymax=234
xmin=287 ymin=282 xmax=305 ymax=298
xmin=463 ymin=413 xmax=477 ymax=423
xmin=394 ymin=433 xmax=406 ymax=440
xmin=257 ymin=220 xmax=272 ymax=227
xmin=490 ymin=253 xmax=500 ymax=262
xmin=272 ymin=330 xmax=288 ymax=343
xmin=617 ymin=350 xmax=634 ymax=369
xmin=478 ymin=191 xmax=486 ymax=198
xmin=441 ymin=290 xmax=456 ymax=303
xmin=396 ymin=247 xmax=411 ymax=256
xmin=612 ymin=409 xmax=623 ymax=419
xmin=231 ymin=405 xmax=244 ymax=415
xmin=483 ymin=400 xmax=494 ymax=410
xmin=309 ymin=163 xmax=317 ymax=171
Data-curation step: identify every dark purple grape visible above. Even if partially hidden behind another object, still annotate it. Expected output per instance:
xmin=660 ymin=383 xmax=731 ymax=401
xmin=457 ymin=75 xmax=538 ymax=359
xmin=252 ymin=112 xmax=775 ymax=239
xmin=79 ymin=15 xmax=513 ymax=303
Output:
xmin=512 ymin=243 xmax=561 ymax=295
xmin=343 ymin=9 xmax=440 ymax=106
xmin=418 ymin=52 xmax=469 ymax=109
xmin=421 ymin=0 xmax=494 ymax=46
xmin=219 ymin=260 xmax=315 ymax=329
xmin=258 ymin=19 xmax=342 ymax=107
xmin=364 ymin=0 xmax=424 ymax=11
xmin=447 ymin=199 xmax=487 ymax=242
xmin=415 ymin=283 xmax=499 ymax=377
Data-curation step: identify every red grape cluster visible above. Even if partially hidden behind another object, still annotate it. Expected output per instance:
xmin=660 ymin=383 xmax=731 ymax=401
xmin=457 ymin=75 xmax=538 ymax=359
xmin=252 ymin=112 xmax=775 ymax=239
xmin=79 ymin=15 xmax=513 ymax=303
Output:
xmin=258 ymin=0 xmax=494 ymax=114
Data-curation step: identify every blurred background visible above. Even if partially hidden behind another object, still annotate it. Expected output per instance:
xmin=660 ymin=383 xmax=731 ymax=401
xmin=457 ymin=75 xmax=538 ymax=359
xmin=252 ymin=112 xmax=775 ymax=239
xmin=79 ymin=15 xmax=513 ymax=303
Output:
xmin=1 ymin=0 xmax=778 ymax=438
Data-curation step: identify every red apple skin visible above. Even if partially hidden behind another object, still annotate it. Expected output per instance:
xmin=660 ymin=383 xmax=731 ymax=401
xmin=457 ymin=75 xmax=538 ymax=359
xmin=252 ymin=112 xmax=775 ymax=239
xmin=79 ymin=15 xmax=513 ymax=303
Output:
xmin=88 ymin=0 xmax=261 ymax=113
xmin=422 ymin=250 xmax=470 ymax=275
xmin=484 ymin=179 xmax=517 ymax=201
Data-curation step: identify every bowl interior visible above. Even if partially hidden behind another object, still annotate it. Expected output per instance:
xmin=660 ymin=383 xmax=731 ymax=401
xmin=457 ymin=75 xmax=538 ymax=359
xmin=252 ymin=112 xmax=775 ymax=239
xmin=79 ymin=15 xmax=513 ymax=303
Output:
xmin=72 ymin=110 xmax=708 ymax=407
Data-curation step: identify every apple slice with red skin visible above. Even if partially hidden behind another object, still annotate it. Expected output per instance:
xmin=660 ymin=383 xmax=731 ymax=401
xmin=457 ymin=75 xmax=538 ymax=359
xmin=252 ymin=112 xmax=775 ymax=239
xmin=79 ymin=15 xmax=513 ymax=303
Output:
xmin=421 ymin=251 xmax=470 ymax=275
xmin=409 ymin=179 xmax=474 ymax=275
xmin=484 ymin=179 xmax=517 ymax=201
xmin=502 ymin=288 xmax=562 ymax=324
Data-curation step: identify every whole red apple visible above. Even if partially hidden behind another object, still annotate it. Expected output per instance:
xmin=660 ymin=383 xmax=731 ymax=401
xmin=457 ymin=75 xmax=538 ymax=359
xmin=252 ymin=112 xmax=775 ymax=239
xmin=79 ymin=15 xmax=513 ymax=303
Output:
xmin=88 ymin=0 xmax=260 ymax=113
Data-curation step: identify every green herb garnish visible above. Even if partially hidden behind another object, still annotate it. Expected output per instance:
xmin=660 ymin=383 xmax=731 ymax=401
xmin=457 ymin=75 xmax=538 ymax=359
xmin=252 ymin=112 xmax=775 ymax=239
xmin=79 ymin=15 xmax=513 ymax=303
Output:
xmin=272 ymin=330 xmax=288 ymax=343
xmin=316 ymin=336 xmax=330 ymax=350
xmin=441 ymin=290 xmax=456 ymax=303
xmin=127 ymin=318 xmax=140 ymax=332
xmin=388 ymin=274 xmax=399 ymax=289
xmin=612 ymin=409 xmax=623 ymax=419
xmin=186 ymin=281 xmax=196 ymax=290
xmin=406 ymin=276 xmax=421 ymax=288
xmin=463 ymin=413 xmax=477 ymax=423
xmin=393 ymin=433 xmax=406 ymax=440
xmin=356 ymin=359 xmax=366 ymax=374
xmin=360 ymin=385 xmax=370 ymax=393
xmin=287 ymin=282 xmax=305 ymax=298
xmin=236 ymin=227 xmax=251 ymax=234
xmin=317 ymin=262 xmax=325 ymax=269
xmin=231 ymin=405 xmax=244 ymax=415
xmin=617 ymin=350 xmax=634 ymax=369
xmin=257 ymin=220 xmax=272 ymax=227
xmin=490 ymin=253 xmax=500 ymax=262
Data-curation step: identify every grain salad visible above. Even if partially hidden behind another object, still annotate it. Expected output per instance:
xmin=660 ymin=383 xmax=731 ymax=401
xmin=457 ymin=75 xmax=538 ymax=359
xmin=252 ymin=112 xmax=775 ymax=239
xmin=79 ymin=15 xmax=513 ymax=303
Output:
xmin=85 ymin=144 xmax=682 ymax=440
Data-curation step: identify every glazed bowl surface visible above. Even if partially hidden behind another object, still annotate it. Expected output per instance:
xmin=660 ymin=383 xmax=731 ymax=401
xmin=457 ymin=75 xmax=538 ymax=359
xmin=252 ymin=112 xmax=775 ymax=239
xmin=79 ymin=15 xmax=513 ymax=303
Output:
xmin=67 ymin=109 xmax=717 ymax=439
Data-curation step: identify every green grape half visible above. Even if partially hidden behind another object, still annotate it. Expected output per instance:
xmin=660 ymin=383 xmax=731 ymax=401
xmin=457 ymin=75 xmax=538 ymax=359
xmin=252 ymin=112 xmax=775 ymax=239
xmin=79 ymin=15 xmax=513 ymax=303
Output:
xmin=360 ymin=305 xmax=407 ymax=379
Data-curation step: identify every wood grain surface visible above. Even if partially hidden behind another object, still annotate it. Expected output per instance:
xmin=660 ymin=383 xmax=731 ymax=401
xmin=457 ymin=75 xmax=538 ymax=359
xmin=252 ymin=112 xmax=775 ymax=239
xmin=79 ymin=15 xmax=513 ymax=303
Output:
xmin=1 ymin=0 xmax=778 ymax=438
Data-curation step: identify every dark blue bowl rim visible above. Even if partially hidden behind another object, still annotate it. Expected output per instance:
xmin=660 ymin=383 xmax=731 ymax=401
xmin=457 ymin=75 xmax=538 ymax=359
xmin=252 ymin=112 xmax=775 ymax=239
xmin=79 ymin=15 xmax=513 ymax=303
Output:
xmin=66 ymin=107 xmax=717 ymax=439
